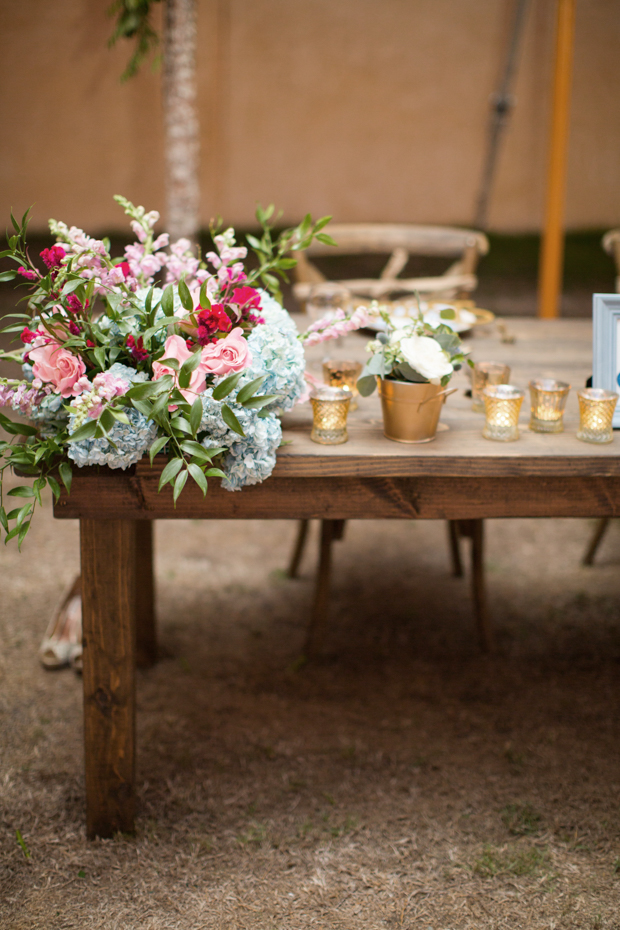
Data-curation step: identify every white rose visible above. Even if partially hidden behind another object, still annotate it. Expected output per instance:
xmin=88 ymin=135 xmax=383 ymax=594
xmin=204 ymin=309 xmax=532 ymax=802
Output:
xmin=397 ymin=333 xmax=454 ymax=383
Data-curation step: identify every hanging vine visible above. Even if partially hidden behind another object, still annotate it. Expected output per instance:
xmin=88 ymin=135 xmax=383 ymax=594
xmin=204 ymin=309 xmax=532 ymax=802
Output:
xmin=108 ymin=0 xmax=163 ymax=81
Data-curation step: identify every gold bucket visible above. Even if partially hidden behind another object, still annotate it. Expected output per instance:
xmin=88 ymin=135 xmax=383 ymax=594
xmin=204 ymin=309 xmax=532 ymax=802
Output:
xmin=378 ymin=378 xmax=456 ymax=443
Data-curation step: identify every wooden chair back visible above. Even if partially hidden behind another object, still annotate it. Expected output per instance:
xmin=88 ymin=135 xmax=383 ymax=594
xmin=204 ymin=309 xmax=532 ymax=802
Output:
xmin=293 ymin=223 xmax=489 ymax=302
xmin=602 ymin=229 xmax=620 ymax=292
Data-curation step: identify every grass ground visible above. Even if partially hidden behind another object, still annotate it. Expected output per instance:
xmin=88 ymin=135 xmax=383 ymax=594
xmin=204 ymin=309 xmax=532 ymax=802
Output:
xmin=1 ymin=488 xmax=620 ymax=929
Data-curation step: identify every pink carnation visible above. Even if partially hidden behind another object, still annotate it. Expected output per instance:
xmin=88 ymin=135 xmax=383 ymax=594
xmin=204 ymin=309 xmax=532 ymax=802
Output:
xmin=199 ymin=327 xmax=252 ymax=377
xmin=28 ymin=342 xmax=86 ymax=398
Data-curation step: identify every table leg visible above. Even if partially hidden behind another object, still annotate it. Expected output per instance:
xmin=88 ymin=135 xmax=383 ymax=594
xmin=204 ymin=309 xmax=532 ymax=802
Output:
xmin=80 ymin=519 xmax=137 ymax=839
xmin=135 ymin=521 xmax=156 ymax=667
xmin=287 ymin=519 xmax=310 ymax=579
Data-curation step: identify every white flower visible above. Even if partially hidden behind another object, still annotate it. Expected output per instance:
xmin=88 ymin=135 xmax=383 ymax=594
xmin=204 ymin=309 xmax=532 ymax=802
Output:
xmin=395 ymin=332 xmax=453 ymax=383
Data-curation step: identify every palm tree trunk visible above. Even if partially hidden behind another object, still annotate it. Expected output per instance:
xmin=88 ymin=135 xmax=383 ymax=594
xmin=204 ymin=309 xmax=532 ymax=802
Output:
xmin=163 ymin=0 xmax=199 ymax=243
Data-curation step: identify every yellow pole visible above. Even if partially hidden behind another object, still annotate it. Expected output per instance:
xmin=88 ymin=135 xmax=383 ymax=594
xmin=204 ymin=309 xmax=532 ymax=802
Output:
xmin=538 ymin=0 xmax=576 ymax=319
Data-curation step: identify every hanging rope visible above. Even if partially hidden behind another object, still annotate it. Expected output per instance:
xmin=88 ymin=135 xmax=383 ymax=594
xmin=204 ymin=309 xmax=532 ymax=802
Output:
xmin=473 ymin=0 xmax=530 ymax=230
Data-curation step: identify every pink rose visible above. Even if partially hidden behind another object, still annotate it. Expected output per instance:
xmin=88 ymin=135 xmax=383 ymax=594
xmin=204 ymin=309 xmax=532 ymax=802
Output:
xmin=29 ymin=342 xmax=87 ymax=398
xmin=199 ymin=327 xmax=252 ymax=377
xmin=152 ymin=334 xmax=206 ymax=403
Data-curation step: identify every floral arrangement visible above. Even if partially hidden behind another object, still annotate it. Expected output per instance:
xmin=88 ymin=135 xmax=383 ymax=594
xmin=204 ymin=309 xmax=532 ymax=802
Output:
xmin=0 ymin=199 xmax=341 ymax=545
xmin=356 ymin=305 xmax=468 ymax=397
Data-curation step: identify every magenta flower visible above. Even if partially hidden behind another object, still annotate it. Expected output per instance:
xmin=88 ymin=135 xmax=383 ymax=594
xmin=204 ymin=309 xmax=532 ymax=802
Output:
xmin=40 ymin=245 xmax=66 ymax=270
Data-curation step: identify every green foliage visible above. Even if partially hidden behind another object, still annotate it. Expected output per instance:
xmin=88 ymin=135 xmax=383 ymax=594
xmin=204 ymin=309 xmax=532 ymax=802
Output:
xmin=107 ymin=0 xmax=162 ymax=82
xmin=242 ymin=205 xmax=334 ymax=304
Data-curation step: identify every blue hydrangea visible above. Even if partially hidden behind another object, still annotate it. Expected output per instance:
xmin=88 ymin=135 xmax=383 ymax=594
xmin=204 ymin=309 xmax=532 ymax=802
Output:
xmin=245 ymin=291 xmax=306 ymax=414
xmin=66 ymin=363 xmax=157 ymax=470
xmin=199 ymin=387 xmax=283 ymax=491
xmin=196 ymin=292 xmax=304 ymax=490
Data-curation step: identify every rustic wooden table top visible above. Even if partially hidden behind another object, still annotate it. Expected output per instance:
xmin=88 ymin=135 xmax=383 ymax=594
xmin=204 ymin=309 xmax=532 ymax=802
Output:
xmin=277 ymin=316 xmax=617 ymax=477
xmin=54 ymin=318 xmax=620 ymax=519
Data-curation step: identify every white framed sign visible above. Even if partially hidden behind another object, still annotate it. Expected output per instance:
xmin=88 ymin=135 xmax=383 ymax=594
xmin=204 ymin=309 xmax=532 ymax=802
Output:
xmin=593 ymin=293 xmax=620 ymax=428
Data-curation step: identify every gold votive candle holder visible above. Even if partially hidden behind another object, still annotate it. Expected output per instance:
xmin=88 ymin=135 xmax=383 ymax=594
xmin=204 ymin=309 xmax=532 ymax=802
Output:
xmin=322 ymin=359 xmax=363 ymax=410
xmin=482 ymin=384 xmax=524 ymax=442
xmin=472 ymin=361 xmax=511 ymax=413
xmin=576 ymin=388 xmax=618 ymax=444
xmin=529 ymin=378 xmax=571 ymax=433
xmin=310 ymin=385 xmax=351 ymax=444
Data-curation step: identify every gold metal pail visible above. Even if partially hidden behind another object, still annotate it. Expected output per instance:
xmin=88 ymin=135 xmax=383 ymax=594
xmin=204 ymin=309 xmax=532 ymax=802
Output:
xmin=378 ymin=378 xmax=456 ymax=443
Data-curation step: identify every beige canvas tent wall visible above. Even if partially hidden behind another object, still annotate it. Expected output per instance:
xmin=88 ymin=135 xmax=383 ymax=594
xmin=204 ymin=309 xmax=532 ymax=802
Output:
xmin=1 ymin=0 xmax=619 ymax=233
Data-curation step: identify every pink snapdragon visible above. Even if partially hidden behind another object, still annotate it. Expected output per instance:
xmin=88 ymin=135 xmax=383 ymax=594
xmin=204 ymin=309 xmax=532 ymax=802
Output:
xmin=69 ymin=371 xmax=131 ymax=423
xmin=0 ymin=380 xmax=50 ymax=416
xmin=29 ymin=342 xmax=87 ymax=398
xmin=300 ymin=306 xmax=371 ymax=347
xmin=165 ymin=238 xmax=201 ymax=284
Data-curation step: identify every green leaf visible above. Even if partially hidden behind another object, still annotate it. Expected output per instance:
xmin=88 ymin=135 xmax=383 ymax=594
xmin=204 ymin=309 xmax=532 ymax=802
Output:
xmin=150 ymin=392 xmax=172 ymax=419
xmin=10 ymin=211 xmax=20 ymax=233
xmin=99 ymin=409 xmax=115 ymax=433
xmin=240 ymin=394 xmax=278 ymax=410
xmin=157 ymin=356 xmax=179 ymax=371
xmin=126 ymin=380 xmax=167 ymax=400
xmin=149 ymin=436 xmax=169 ymax=464
xmin=179 ymin=440 xmax=212 ymax=461
xmin=158 ymin=457 xmax=183 ymax=491
xmin=172 ymin=467 xmax=188 ymax=504
xmin=0 ymin=270 xmax=17 ymax=282
xmin=205 ymin=467 xmax=226 ymax=479
xmin=47 ymin=475 xmax=61 ymax=502
xmin=7 ymin=485 xmax=34 ymax=498
xmin=236 ymin=375 xmax=266 ymax=405
xmin=187 ymin=463 xmax=208 ymax=495
xmin=16 ymin=502 xmax=32 ymax=527
xmin=68 ymin=420 xmax=98 ymax=443
xmin=439 ymin=307 xmax=456 ymax=320
xmin=212 ymin=372 xmax=242 ymax=401
xmin=94 ymin=347 xmax=106 ymax=369
xmin=199 ymin=281 xmax=211 ymax=309
xmin=109 ymin=408 xmax=130 ymax=425
xmin=315 ymin=233 xmax=337 ymax=247
xmin=161 ymin=284 xmax=175 ymax=317
xmin=131 ymin=398 xmax=153 ymax=417
xmin=170 ymin=415 xmax=192 ymax=435
xmin=145 ymin=286 xmax=154 ymax=315
xmin=178 ymin=347 xmax=202 ymax=389
xmin=58 ymin=462 xmax=72 ymax=494
xmin=190 ymin=398 xmax=202 ymax=436
xmin=221 ymin=404 xmax=245 ymax=437
xmin=178 ymin=278 xmax=193 ymax=311
xmin=356 ymin=374 xmax=378 ymax=397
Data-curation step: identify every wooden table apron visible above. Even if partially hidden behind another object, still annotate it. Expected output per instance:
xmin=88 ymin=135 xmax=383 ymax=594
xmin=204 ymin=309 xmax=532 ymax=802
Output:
xmin=49 ymin=318 xmax=619 ymax=839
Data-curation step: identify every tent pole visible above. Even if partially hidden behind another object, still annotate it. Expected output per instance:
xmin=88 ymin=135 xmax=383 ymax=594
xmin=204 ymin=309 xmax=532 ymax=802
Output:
xmin=538 ymin=0 xmax=576 ymax=319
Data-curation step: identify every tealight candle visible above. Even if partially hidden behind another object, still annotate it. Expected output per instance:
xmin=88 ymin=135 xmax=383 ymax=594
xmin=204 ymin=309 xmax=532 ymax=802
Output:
xmin=322 ymin=359 xmax=363 ymax=410
xmin=576 ymin=388 xmax=618 ymax=444
xmin=310 ymin=385 xmax=351 ymax=445
xmin=482 ymin=384 xmax=524 ymax=442
xmin=472 ymin=361 xmax=511 ymax=413
xmin=528 ymin=379 xmax=571 ymax=433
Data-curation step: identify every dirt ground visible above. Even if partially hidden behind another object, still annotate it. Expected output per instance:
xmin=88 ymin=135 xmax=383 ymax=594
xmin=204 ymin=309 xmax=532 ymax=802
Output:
xmin=2 ymin=468 xmax=620 ymax=929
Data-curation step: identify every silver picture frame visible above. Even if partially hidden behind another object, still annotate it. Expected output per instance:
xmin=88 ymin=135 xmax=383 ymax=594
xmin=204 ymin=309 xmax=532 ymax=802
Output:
xmin=593 ymin=293 xmax=620 ymax=428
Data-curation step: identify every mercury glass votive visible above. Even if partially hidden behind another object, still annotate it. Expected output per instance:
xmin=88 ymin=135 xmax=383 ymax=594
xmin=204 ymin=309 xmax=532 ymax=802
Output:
xmin=482 ymin=384 xmax=524 ymax=442
xmin=472 ymin=362 xmax=511 ymax=413
xmin=576 ymin=388 xmax=618 ymax=444
xmin=529 ymin=378 xmax=571 ymax=433
xmin=322 ymin=359 xmax=363 ymax=410
xmin=310 ymin=385 xmax=351 ymax=444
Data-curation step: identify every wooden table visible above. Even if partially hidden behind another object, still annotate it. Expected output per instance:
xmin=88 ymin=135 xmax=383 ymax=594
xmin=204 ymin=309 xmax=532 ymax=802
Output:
xmin=53 ymin=318 xmax=620 ymax=839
